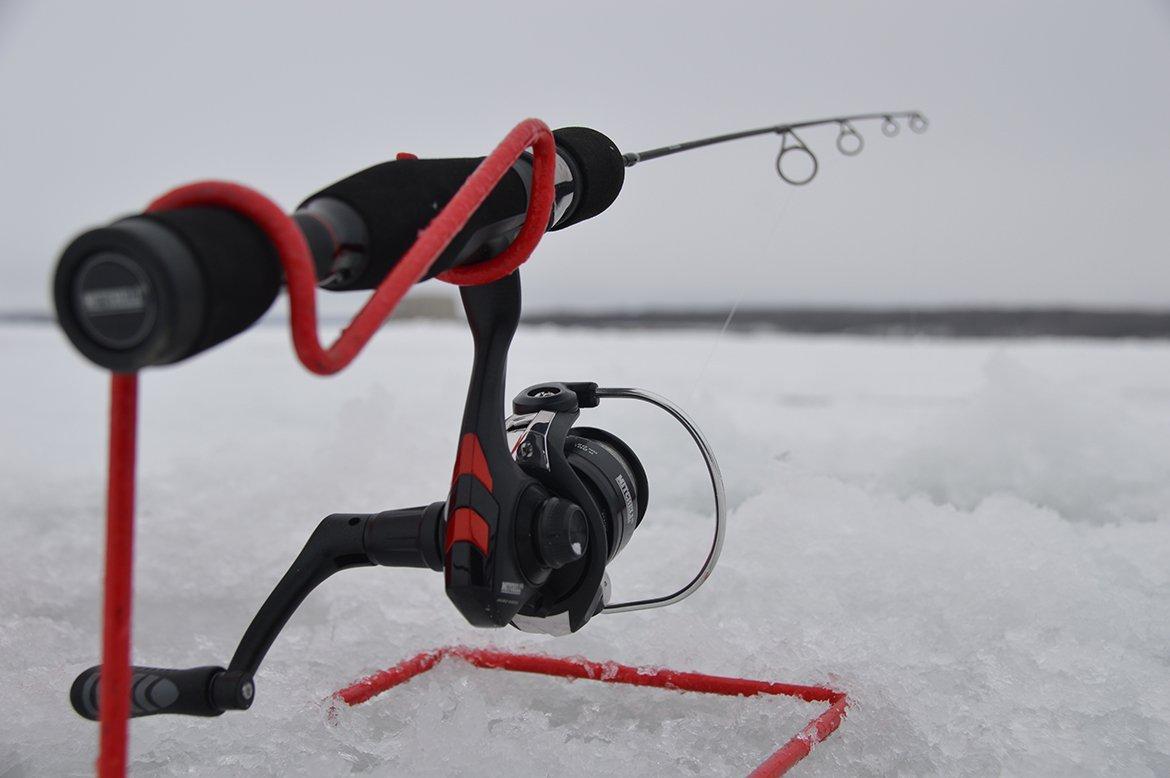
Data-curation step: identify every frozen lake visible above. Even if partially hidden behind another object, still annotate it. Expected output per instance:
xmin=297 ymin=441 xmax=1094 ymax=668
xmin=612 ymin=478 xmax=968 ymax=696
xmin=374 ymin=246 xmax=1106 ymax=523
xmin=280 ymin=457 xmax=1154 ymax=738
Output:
xmin=2 ymin=322 xmax=1169 ymax=775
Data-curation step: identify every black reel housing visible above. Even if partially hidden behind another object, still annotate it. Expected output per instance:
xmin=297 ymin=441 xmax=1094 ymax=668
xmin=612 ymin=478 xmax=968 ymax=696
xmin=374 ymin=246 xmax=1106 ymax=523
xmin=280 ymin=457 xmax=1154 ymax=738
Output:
xmin=68 ymin=272 xmax=653 ymax=721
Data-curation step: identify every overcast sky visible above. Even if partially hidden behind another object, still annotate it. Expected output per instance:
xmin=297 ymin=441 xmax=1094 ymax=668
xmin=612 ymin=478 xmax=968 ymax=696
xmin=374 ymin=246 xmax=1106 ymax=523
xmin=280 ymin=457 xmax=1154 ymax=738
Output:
xmin=1 ymin=0 xmax=1167 ymax=313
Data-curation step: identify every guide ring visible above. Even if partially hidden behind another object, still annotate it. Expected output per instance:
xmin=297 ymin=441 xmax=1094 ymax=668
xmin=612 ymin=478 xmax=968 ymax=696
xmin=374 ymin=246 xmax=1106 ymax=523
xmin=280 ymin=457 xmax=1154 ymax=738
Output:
xmin=836 ymin=121 xmax=865 ymax=157
xmin=775 ymin=130 xmax=818 ymax=186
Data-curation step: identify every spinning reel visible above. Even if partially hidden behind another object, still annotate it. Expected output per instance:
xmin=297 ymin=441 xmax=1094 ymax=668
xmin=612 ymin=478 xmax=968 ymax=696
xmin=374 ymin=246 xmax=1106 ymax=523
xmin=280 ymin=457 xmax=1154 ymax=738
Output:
xmin=69 ymin=271 xmax=725 ymax=720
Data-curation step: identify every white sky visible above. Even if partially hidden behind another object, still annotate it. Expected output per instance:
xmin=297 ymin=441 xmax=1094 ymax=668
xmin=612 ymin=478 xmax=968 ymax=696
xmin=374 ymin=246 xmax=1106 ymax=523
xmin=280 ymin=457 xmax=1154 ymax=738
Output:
xmin=1 ymin=0 xmax=1168 ymax=313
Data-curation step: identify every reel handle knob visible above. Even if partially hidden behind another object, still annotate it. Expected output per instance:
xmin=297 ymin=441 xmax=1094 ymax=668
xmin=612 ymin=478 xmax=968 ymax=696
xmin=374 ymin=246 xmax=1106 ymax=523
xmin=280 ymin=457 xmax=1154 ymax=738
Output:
xmin=535 ymin=497 xmax=589 ymax=569
xmin=69 ymin=665 xmax=253 ymax=720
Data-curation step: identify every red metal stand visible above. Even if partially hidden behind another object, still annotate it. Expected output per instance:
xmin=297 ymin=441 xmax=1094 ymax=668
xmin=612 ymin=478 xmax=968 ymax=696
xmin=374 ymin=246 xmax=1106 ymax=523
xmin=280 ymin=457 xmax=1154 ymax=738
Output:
xmin=336 ymin=646 xmax=848 ymax=777
xmin=97 ymin=373 xmax=138 ymax=778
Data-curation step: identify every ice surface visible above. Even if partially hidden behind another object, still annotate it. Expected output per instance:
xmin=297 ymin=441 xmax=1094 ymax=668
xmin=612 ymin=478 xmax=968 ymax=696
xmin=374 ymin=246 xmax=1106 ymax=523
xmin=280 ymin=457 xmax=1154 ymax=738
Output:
xmin=2 ymin=323 xmax=1169 ymax=775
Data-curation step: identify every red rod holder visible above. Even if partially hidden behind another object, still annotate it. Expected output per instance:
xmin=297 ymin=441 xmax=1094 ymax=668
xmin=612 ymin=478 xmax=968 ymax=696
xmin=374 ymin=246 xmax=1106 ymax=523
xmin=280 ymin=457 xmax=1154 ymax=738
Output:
xmin=336 ymin=646 xmax=849 ymax=777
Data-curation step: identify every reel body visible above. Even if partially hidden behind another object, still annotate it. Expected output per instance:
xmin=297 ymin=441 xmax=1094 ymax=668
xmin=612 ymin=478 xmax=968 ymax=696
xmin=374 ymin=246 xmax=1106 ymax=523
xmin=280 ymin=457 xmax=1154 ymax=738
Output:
xmin=445 ymin=272 xmax=724 ymax=634
xmin=69 ymin=270 xmax=725 ymax=721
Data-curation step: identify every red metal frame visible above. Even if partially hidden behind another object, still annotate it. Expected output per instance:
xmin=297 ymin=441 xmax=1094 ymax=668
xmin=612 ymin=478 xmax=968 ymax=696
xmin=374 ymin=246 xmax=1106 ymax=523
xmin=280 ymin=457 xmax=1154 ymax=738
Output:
xmin=336 ymin=646 xmax=848 ymax=777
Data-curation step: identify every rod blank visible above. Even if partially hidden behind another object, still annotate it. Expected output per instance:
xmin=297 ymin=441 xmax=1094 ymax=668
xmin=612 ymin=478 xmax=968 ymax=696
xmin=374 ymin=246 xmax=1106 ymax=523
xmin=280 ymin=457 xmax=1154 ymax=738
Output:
xmin=623 ymin=110 xmax=928 ymax=186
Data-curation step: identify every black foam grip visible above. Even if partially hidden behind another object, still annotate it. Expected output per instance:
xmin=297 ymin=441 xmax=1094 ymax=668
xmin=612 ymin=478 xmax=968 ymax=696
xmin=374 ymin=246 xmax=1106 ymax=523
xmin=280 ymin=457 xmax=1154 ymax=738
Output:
xmin=70 ymin=665 xmax=227 ymax=720
xmin=301 ymin=158 xmax=529 ymax=290
xmin=143 ymin=207 xmax=282 ymax=359
xmin=549 ymin=127 xmax=625 ymax=230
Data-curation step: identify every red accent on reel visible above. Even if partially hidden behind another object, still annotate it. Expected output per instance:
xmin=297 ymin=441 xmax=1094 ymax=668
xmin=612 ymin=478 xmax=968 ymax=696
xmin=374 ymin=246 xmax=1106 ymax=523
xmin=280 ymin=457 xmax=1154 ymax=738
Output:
xmin=451 ymin=432 xmax=493 ymax=491
xmin=444 ymin=508 xmax=491 ymax=555
xmin=335 ymin=646 xmax=849 ymax=777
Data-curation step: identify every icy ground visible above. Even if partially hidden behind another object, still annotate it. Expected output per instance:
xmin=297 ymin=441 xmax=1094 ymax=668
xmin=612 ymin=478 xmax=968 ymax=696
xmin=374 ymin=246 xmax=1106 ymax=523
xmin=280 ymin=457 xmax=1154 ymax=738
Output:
xmin=2 ymin=321 xmax=1169 ymax=776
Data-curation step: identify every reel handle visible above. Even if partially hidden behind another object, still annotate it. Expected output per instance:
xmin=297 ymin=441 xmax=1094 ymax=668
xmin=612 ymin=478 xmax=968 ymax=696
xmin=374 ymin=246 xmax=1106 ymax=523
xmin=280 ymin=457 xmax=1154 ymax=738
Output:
xmin=68 ymin=505 xmax=445 ymax=723
xmin=69 ymin=665 xmax=253 ymax=720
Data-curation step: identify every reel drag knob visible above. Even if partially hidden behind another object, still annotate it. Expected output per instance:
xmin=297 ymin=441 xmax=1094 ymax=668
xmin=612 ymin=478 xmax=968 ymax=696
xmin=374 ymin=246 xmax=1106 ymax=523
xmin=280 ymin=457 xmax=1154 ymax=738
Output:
xmin=535 ymin=497 xmax=588 ymax=569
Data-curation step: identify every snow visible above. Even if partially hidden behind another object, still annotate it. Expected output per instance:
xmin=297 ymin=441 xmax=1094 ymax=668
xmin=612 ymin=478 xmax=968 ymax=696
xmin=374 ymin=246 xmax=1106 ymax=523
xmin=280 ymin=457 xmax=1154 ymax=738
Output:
xmin=2 ymin=321 xmax=1169 ymax=775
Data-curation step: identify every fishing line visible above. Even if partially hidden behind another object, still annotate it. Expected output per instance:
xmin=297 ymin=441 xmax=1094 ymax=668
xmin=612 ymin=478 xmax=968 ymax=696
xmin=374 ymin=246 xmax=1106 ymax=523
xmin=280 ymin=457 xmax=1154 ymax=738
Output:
xmin=686 ymin=186 xmax=794 ymax=406
xmin=673 ymin=111 xmax=929 ymax=401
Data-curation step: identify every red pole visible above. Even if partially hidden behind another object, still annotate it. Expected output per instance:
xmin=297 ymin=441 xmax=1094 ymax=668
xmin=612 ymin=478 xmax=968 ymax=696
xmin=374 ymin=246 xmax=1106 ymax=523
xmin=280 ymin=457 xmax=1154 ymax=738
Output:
xmin=98 ymin=372 xmax=138 ymax=777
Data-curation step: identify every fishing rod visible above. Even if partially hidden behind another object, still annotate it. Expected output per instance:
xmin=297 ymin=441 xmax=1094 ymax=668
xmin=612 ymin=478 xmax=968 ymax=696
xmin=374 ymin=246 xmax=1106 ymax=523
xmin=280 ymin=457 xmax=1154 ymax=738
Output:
xmin=52 ymin=112 xmax=925 ymax=772
xmin=626 ymin=111 xmax=929 ymax=184
xmin=54 ymin=113 xmax=929 ymax=372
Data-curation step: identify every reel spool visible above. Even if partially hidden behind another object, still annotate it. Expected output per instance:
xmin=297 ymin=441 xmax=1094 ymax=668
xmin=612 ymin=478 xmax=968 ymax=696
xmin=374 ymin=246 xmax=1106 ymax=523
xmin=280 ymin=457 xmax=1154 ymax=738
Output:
xmin=506 ymin=384 xmax=725 ymax=634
